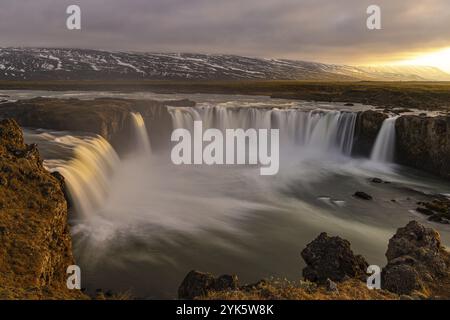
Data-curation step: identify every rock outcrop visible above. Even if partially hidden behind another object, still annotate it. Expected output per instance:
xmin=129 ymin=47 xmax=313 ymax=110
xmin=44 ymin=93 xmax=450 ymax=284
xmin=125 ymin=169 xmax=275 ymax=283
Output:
xmin=178 ymin=221 xmax=450 ymax=300
xmin=382 ymin=221 xmax=449 ymax=295
xmin=300 ymin=232 xmax=369 ymax=283
xmin=354 ymin=110 xmax=450 ymax=179
xmin=396 ymin=115 xmax=450 ymax=179
xmin=0 ymin=119 xmax=86 ymax=299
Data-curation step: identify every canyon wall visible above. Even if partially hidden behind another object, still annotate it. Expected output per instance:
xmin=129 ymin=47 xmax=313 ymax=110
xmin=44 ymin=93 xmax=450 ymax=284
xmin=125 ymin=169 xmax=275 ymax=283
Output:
xmin=0 ymin=119 xmax=86 ymax=299
xmin=1 ymin=98 xmax=449 ymax=179
xmin=353 ymin=110 xmax=388 ymax=156
xmin=396 ymin=115 xmax=450 ymax=179
xmin=354 ymin=110 xmax=450 ymax=179
xmin=0 ymin=98 xmax=186 ymax=152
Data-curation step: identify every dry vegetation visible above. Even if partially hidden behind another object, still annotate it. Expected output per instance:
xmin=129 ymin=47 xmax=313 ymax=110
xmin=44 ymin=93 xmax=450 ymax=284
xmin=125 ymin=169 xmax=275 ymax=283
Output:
xmin=201 ymin=279 xmax=398 ymax=300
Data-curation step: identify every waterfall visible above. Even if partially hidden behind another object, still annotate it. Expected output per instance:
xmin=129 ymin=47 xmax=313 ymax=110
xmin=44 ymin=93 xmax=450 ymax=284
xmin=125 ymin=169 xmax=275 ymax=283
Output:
xmin=168 ymin=106 xmax=357 ymax=156
xmin=45 ymin=135 xmax=120 ymax=218
xmin=370 ymin=116 xmax=399 ymax=163
xmin=41 ymin=112 xmax=152 ymax=219
xmin=130 ymin=112 xmax=152 ymax=155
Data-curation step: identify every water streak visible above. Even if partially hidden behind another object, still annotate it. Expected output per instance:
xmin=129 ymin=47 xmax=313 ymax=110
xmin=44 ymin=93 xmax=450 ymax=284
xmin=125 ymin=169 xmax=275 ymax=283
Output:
xmin=371 ymin=116 xmax=399 ymax=163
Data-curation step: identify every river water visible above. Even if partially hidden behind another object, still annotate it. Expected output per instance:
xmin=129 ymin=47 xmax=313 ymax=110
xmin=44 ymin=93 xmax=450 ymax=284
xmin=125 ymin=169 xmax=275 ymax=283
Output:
xmin=2 ymin=90 xmax=449 ymax=298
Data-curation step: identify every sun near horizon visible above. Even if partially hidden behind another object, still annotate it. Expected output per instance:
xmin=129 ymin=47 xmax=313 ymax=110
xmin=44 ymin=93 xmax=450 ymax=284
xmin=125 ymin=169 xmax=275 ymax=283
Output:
xmin=358 ymin=46 xmax=450 ymax=74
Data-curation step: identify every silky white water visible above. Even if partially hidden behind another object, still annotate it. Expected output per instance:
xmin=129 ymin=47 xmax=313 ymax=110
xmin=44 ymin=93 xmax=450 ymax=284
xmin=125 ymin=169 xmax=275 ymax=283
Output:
xmin=169 ymin=106 xmax=357 ymax=157
xmin=130 ymin=112 xmax=152 ymax=156
xmin=371 ymin=116 xmax=399 ymax=163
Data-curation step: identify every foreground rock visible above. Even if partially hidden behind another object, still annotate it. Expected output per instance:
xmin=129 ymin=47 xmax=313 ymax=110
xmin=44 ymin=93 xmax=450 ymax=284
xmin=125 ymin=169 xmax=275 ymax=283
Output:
xmin=0 ymin=119 xmax=86 ymax=299
xmin=180 ymin=221 xmax=450 ymax=300
xmin=178 ymin=271 xmax=395 ymax=300
xmin=178 ymin=271 xmax=238 ymax=299
xmin=301 ymin=233 xmax=369 ymax=283
xmin=382 ymin=221 xmax=449 ymax=295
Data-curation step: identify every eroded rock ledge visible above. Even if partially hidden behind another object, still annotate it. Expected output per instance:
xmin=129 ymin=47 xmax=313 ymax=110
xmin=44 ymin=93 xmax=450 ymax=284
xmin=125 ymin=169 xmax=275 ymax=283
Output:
xmin=354 ymin=110 xmax=450 ymax=179
xmin=0 ymin=97 xmax=194 ymax=152
xmin=0 ymin=119 xmax=86 ymax=299
xmin=179 ymin=221 xmax=450 ymax=300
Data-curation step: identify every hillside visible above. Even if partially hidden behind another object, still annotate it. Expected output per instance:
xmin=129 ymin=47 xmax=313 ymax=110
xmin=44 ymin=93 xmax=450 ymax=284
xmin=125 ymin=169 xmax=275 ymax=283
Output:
xmin=1 ymin=48 xmax=450 ymax=81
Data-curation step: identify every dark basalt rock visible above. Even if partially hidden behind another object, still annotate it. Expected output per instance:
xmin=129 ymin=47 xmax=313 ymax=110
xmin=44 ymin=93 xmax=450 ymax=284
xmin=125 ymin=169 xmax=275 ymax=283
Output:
xmin=353 ymin=110 xmax=388 ymax=156
xmin=178 ymin=270 xmax=239 ymax=299
xmin=354 ymin=110 xmax=450 ymax=180
xmin=428 ymin=214 xmax=450 ymax=224
xmin=382 ymin=221 xmax=448 ymax=294
xmin=416 ymin=195 xmax=450 ymax=224
xmin=301 ymin=232 xmax=369 ymax=283
xmin=371 ymin=178 xmax=383 ymax=183
xmin=396 ymin=115 xmax=450 ymax=179
xmin=416 ymin=207 xmax=435 ymax=216
xmin=354 ymin=191 xmax=373 ymax=200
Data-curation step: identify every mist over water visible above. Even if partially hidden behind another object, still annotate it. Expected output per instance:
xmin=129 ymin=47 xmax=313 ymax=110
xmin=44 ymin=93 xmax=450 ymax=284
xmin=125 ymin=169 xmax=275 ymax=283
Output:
xmin=21 ymin=93 xmax=450 ymax=298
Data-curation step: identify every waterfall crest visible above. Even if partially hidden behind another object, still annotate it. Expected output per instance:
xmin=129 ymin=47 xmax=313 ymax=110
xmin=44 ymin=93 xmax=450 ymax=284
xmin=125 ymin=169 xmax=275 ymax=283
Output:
xmin=130 ymin=112 xmax=152 ymax=156
xmin=370 ymin=116 xmax=399 ymax=163
xmin=168 ymin=106 xmax=357 ymax=156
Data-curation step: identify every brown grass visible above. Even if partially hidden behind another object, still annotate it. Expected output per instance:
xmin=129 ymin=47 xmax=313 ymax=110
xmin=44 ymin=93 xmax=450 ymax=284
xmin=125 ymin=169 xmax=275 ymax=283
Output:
xmin=201 ymin=278 xmax=398 ymax=300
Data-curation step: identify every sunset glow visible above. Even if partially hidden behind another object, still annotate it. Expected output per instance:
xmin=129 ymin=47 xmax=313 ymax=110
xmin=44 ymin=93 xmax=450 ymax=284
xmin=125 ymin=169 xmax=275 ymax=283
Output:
xmin=392 ymin=47 xmax=450 ymax=73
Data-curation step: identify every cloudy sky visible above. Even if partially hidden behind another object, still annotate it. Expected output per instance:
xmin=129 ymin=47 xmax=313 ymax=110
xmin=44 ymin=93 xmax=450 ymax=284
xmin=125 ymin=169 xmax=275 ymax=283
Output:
xmin=1 ymin=0 xmax=450 ymax=66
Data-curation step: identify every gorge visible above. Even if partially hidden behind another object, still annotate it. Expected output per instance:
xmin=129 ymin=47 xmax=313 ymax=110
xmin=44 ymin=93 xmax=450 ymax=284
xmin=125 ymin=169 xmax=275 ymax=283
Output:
xmin=0 ymin=91 xmax=449 ymax=298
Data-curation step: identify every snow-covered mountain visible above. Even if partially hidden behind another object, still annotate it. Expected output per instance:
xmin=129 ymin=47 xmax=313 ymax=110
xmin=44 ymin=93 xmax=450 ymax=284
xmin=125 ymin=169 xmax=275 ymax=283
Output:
xmin=1 ymin=48 xmax=449 ymax=81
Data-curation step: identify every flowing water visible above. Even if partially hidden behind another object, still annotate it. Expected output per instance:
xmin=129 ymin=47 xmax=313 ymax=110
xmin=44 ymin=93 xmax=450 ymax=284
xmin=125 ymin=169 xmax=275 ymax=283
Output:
xmin=11 ymin=91 xmax=450 ymax=298
xmin=371 ymin=116 xmax=399 ymax=163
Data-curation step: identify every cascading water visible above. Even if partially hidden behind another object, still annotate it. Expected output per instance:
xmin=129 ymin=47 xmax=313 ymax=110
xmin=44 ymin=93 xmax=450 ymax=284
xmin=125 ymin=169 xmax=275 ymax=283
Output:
xmin=19 ymin=92 xmax=450 ymax=299
xmin=370 ymin=116 xmax=399 ymax=163
xmin=44 ymin=135 xmax=120 ymax=217
xmin=130 ymin=112 xmax=152 ymax=156
xmin=168 ymin=106 xmax=357 ymax=156
xmin=43 ymin=112 xmax=152 ymax=218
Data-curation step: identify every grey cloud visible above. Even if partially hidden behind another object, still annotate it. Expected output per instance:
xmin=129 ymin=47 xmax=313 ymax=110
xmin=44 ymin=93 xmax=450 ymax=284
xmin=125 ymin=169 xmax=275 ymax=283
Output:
xmin=0 ymin=0 xmax=449 ymax=64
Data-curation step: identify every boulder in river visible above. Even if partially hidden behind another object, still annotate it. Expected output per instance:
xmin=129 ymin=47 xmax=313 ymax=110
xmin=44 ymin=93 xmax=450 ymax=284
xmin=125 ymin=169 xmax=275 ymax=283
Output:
xmin=353 ymin=191 xmax=373 ymax=200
